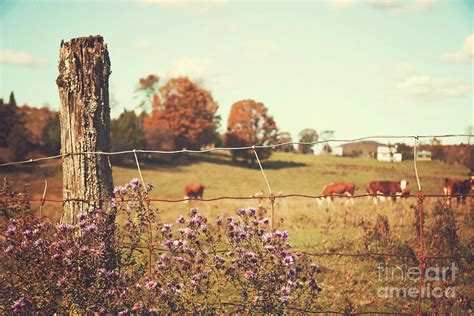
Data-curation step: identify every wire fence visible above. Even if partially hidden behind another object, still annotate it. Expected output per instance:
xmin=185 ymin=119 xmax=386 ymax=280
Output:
xmin=0 ymin=133 xmax=473 ymax=314
xmin=0 ymin=134 xmax=471 ymax=167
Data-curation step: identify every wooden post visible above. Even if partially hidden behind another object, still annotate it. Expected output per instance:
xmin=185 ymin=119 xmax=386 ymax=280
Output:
xmin=56 ymin=36 xmax=114 ymax=225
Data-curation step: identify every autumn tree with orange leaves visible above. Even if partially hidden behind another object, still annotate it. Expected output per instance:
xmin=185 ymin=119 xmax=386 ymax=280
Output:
xmin=137 ymin=75 xmax=220 ymax=150
xmin=224 ymin=99 xmax=278 ymax=164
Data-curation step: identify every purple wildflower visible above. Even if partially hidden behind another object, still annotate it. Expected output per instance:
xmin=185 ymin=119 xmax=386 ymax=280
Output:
xmin=260 ymin=217 xmax=270 ymax=225
xmin=79 ymin=245 xmax=89 ymax=255
xmin=243 ymin=251 xmax=255 ymax=258
xmin=34 ymin=238 xmax=45 ymax=248
xmin=11 ymin=298 xmax=24 ymax=312
xmin=189 ymin=208 xmax=198 ymax=216
xmin=175 ymin=256 xmax=188 ymax=264
xmin=118 ymin=309 xmax=129 ymax=316
xmin=77 ymin=212 xmax=87 ymax=222
xmin=176 ymin=215 xmax=185 ymax=224
xmin=281 ymin=285 xmax=292 ymax=295
xmin=283 ymin=255 xmax=295 ymax=266
xmin=6 ymin=225 xmax=15 ymax=236
xmin=132 ymin=303 xmax=143 ymax=312
xmin=145 ymin=280 xmax=158 ymax=290
xmin=84 ymin=223 xmax=97 ymax=232
xmin=4 ymin=245 xmax=13 ymax=253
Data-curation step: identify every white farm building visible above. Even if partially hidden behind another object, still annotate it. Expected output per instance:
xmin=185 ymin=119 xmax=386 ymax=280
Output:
xmin=377 ymin=145 xmax=402 ymax=162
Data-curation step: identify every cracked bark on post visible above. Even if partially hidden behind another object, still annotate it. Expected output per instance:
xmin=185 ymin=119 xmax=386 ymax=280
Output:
xmin=57 ymin=36 xmax=114 ymax=225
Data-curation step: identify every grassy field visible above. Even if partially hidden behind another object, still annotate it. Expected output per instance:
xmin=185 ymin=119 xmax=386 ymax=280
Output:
xmin=1 ymin=152 xmax=472 ymax=313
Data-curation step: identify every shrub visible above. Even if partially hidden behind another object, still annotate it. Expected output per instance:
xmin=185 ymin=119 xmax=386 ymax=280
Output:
xmin=426 ymin=202 xmax=459 ymax=257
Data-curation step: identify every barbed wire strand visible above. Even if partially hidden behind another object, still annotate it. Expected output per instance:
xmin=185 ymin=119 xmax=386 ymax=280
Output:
xmin=0 ymin=134 xmax=472 ymax=167
xmin=2 ymin=193 xmax=471 ymax=204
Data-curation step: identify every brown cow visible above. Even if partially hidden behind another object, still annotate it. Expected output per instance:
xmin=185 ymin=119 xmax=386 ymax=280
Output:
xmin=184 ymin=182 xmax=205 ymax=202
xmin=317 ymin=182 xmax=356 ymax=206
xmin=443 ymin=178 xmax=472 ymax=205
xmin=366 ymin=180 xmax=409 ymax=204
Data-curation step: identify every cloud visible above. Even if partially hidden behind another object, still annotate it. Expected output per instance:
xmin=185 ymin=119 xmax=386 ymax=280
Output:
xmin=133 ymin=39 xmax=153 ymax=51
xmin=440 ymin=33 xmax=474 ymax=64
xmin=243 ymin=40 xmax=277 ymax=60
xmin=392 ymin=63 xmax=417 ymax=79
xmin=328 ymin=0 xmax=435 ymax=13
xmin=394 ymin=74 xmax=471 ymax=102
xmin=0 ymin=50 xmax=46 ymax=67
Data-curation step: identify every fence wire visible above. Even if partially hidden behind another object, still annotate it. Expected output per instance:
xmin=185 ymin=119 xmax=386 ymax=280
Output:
xmin=0 ymin=134 xmax=471 ymax=167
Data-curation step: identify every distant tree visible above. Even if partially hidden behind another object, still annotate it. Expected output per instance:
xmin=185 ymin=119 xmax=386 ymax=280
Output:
xmin=320 ymin=130 xmax=334 ymax=141
xmin=431 ymin=147 xmax=446 ymax=161
xmin=8 ymin=124 xmax=31 ymax=161
xmin=41 ymin=114 xmax=61 ymax=155
xmin=430 ymin=137 xmax=441 ymax=146
xmin=225 ymin=99 xmax=278 ymax=163
xmin=137 ymin=75 xmax=220 ymax=150
xmin=297 ymin=128 xmax=318 ymax=154
xmin=395 ymin=143 xmax=413 ymax=160
xmin=466 ymin=125 xmax=473 ymax=145
xmin=110 ymin=110 xmax=146 ymax=163
xmin=0 ymin=94 xmax=19 ymax=147
xmin=275 ymin=132 xmax=294 ymax=152
xmin=143 ymin=111 xmax=175 ymax=150
xmin=322 ymin=143 xmax=332 ymax=155
xmin=136 ymin=74 xmax=159 ymax=111
xmin=9 ymin=91 xmax=17 ymax=107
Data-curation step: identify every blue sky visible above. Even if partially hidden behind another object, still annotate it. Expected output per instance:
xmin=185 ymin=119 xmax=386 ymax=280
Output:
xmin=0 ymin=0 xmax=472 ymax=145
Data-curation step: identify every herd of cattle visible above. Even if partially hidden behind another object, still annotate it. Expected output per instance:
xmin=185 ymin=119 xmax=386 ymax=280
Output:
xmin=183 ymin=178 xmax=473 ymax=206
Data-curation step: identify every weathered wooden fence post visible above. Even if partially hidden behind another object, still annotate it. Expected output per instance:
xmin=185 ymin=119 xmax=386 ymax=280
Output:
xmin=56 ymin=36 xmax=114 ymax=225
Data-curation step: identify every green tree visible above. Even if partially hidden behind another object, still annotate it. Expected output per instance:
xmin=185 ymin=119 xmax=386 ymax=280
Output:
xmin=41 ymin=114 xmax=61 ymax=155
xmin=9 ymin=91 xmax=17 ymax=107
xmin=8 ymin=124 xmax=31 ymax=161
xmin=0 ymin=93 xmax=19 ymax=147
xmin=275 ymin=132 xmax=294 ymax=152
xmin=297 ymin=128 xmax=318 ymax=154
xmin=111 ymin=110 xmax=146 ymax=163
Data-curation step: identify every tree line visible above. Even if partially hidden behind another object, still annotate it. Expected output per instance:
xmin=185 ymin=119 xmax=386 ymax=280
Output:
xmin=4 ymin=76 xmax=469 ymax=169
xmin=0 ymin=76 xmax=327 ymax=164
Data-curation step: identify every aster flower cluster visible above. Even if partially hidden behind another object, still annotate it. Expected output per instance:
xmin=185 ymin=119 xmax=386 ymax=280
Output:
xmin=0 ymin=186 xmax=142 ymax=313
xmin=219 ymin=208 xmax=322 ymax=312
xmin=0 ymin=179 xmax=321 ymax=314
